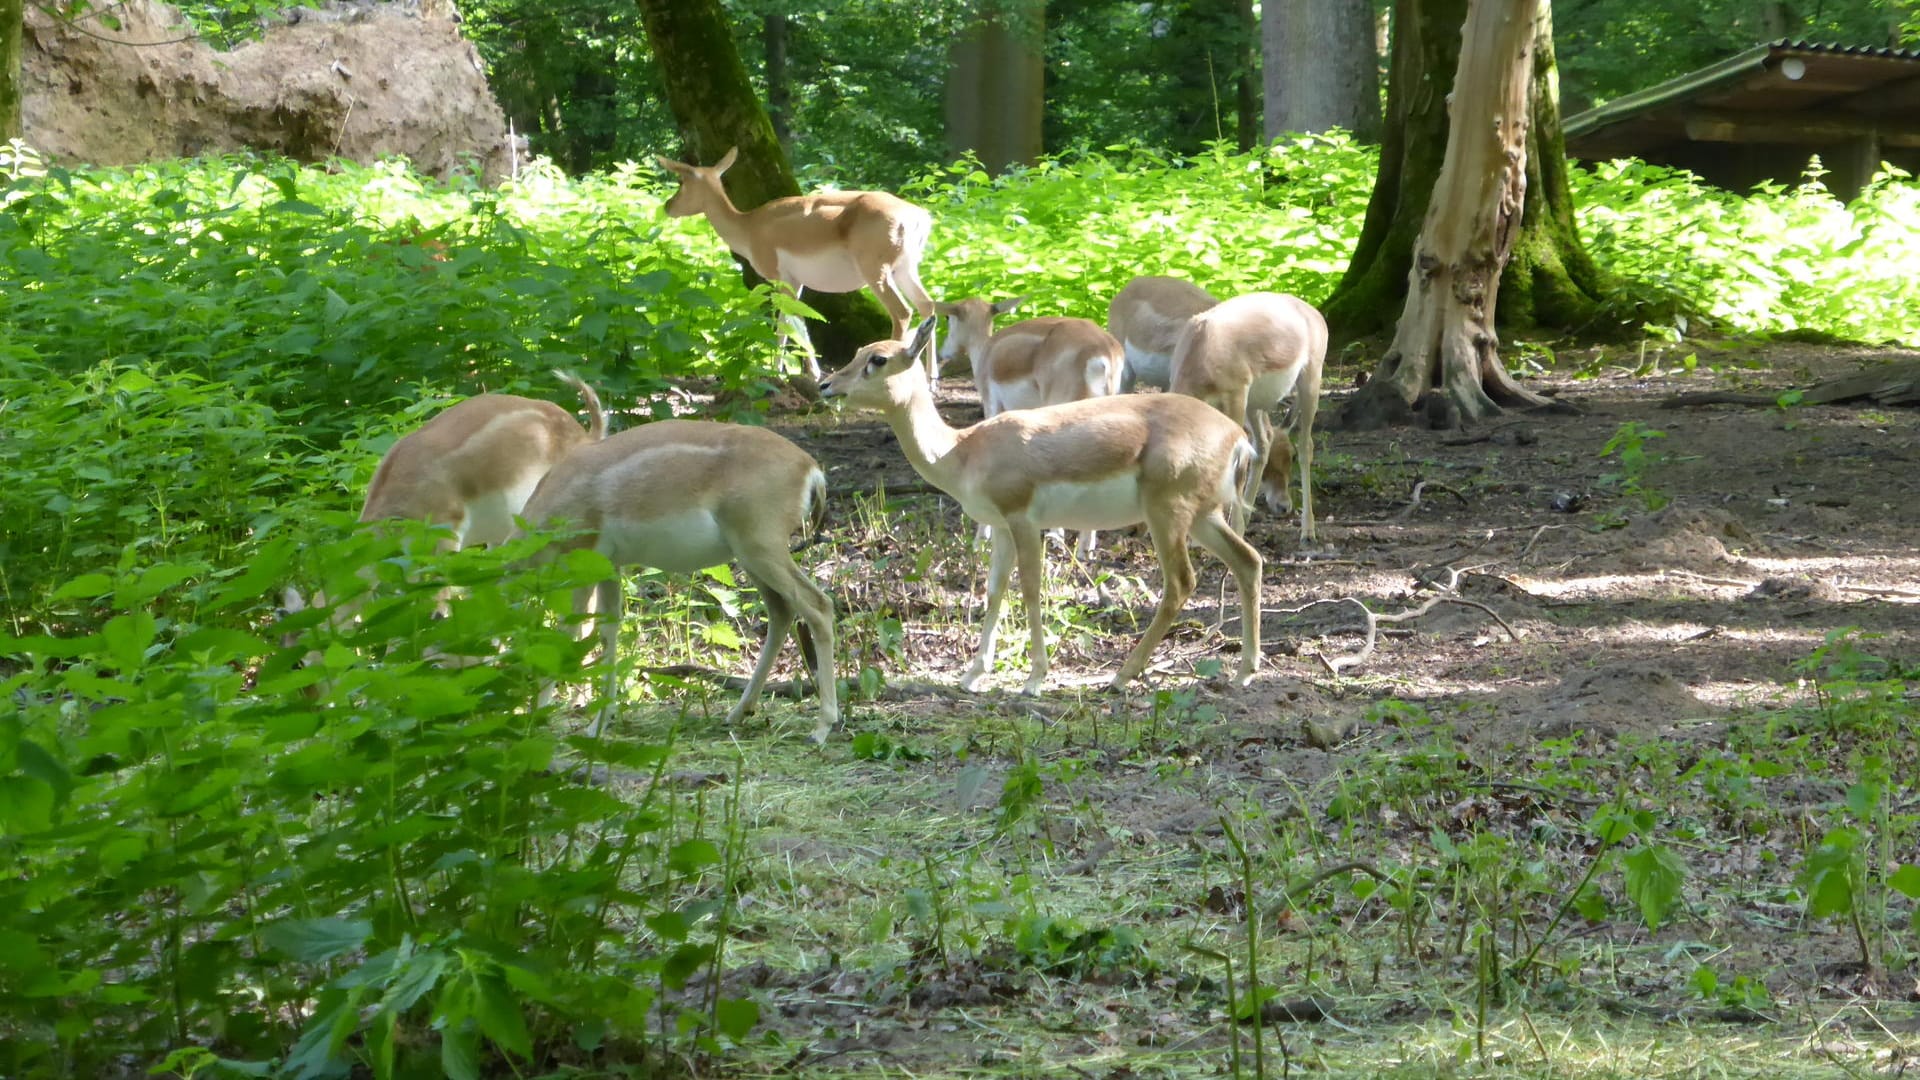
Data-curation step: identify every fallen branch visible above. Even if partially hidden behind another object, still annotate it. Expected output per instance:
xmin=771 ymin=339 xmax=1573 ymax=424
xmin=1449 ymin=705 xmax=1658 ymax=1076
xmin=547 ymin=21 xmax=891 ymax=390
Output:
xmin=1290 ymin=595 xmax=1521 ymax=675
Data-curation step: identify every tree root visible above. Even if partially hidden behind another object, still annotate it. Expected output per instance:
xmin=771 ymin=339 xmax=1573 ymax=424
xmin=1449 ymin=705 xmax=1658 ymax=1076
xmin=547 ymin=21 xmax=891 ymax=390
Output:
xmin=1287 ymin=594 xmax=1521 ymax=675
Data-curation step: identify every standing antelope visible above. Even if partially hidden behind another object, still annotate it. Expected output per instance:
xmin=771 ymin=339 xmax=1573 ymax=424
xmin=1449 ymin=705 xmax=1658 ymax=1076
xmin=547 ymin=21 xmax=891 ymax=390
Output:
xmin=1169 ymin=292 xmax=1326 ymax=544
xmin=1106 ymin=275 xmax=1218 ymax=393
xmin=936 ymin=296 xmax=1125 ymax=558
xmin=656 ymin=147 xmax=937 ymax=383
xmin=820 ymin=319 xmax=1263 ymax=695
xmin=515 ymin=421 xmax=840 ymax=744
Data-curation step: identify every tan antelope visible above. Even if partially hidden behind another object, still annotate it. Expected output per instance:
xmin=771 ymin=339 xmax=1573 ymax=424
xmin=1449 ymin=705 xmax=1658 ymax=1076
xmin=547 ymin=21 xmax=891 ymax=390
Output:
xmin=657 ymin=147 xmax=936 ymax=382
xmin=935 ymin=296 xmax=1125 ymax=558
xmin=1169 ymin=292 xmax=1326 ymax=543
xmin=515 ymin=421 xmax=840 ymax=744
xmin=358 ymin=372 xmax=608 ymax=548
xmin=280 ymin=372 xmax=607 ymax=659
xmin=820 ymin=319 xmax=1263 ymax=695
xmin=1106 ymin=275 xmax=1218 ymax=393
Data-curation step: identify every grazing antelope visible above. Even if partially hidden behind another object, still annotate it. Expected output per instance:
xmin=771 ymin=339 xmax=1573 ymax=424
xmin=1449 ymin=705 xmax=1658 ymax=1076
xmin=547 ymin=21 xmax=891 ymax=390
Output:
xmin=936 ymin=296 xmax=1125 ymax=558
xmin=1169 ymin=292 xmax=1326 ymax=543
xmin=1106 ymin=275 xmax=1218 ymax=393
xmin=820 ymin=319 xmax=1263 ymax=695
xmin=656 ymin=146 xmax=937 ymax=383
xmin=359 ymin=372 xmax=608 ymax=548
xmin=515 ymin=421 xmax=840 ymax=744
xmin=280 ymin=372 xmax=607 ymax=662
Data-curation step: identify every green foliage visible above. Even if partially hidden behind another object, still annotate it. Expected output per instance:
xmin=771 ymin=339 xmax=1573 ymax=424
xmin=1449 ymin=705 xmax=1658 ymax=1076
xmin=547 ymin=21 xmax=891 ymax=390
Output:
xmin=1598 ymin=420 xmax=1669 ymax=512
xmin=0 ymin=537 xmax=754 ymax=1077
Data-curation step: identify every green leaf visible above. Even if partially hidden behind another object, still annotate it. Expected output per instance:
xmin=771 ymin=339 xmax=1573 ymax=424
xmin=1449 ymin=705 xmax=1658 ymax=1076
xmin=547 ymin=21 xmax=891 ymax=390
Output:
xmin=472 ymin=974 xmax=532 ymax=1059
xmin=98 ymin=611 xmax=157 ymax=672
xmin=1622 ymin=844 xmax=1687 ymax=930
xmin=261 ymin=917 xmax=372 ymax=963
xmin=1889 ymin=864 xmax=1920 ymax=900
xmin=440 ymin=1024 xmax=480 ymax=1080
xmin=669 ymin=838 xmax=722 ymax=874
xmin=714 ymin=996 xmax=759 ymax=1041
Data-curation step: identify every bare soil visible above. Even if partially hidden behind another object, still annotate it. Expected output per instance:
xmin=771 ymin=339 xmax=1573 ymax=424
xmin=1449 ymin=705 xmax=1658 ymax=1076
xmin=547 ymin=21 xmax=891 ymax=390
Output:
xmin=687 ymin=342 xmax=1920 ymax=1076
xmin=21 ymin=0 xmax=514 ymax=180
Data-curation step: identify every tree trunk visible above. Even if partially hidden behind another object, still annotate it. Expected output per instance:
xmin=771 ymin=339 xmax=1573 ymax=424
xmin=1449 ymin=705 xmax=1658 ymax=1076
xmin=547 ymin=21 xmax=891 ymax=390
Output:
xmin=763 ymin=12 xmax=791 ymax=153
xmin=1320 ymin=0 xmax=1465 ymax=339
xmin=1334 ymin=0 xmax=1553 ymax=431
xmin=1264 ymin=0 xmax=1382 ymax=142
xmin=1 ymin=0 xmax=21 ymax=142
xmin=1234 ymin=0 xmax=1259 ymax=150
xmin=636 ymin=0 xmax=889 ymax=362
xmin=946 ymin=3 xmax=1044 ymax=175
xmin=1495 ymin=1 xmax=1620 ymax=332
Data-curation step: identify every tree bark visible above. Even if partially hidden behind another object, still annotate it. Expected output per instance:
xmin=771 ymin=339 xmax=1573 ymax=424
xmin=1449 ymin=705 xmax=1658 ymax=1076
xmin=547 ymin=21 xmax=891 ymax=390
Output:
xmin=1320 ymin=0 xmax=1465 ymax=339
xmin=1 ymin=0 xmax=21 ymax=143
xmin=1264 ymin=0 xmax=1382 ymax=142
xmin=1495 ymin=1 xmax=1620 ymax=332
xmin=946 ymin=3 xmax=1044 ymax=175
xmin=763 ymin=12 xmax=791 ymax=153
xmin=1334 ymin=0 xmax=1554 ymax=431
xmin=636 ymin=0 xmax=889 ymax=363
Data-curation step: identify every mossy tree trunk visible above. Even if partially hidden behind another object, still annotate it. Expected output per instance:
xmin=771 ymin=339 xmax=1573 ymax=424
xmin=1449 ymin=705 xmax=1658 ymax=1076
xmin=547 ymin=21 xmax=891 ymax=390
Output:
xmin=1324 ymin=0 xmax=1619 ymax=343
xmin=1334 ymin=0 xmax=1554 ymax=431
xmin=1497 ymin=2 xmax=1620 ymax=332
xmin=1319 ymin=0 xmax=1465 ymax=339
xmin=2 ymin=0 xmax=22 ymax=142
xmin=635 ymin=0 xmax=890 ymax=365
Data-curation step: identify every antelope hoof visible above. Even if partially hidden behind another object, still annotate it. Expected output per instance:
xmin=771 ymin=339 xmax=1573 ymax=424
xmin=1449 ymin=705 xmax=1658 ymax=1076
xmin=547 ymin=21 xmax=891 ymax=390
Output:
xmin=959 ymin=664 xmax=990 ymax=692
xmin=1020 ymin=672 xmax=1046 ymax=696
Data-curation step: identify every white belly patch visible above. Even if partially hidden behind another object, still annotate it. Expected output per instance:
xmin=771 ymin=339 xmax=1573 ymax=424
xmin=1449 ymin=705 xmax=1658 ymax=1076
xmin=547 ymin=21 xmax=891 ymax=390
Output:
xmin=1249 ymin=368 xmax=1304 ymax=413
xmin=1025 ymin=475 xmax=1144 ymax=531
xmin=598 ymin=509 xmax=733 ymax=574
xmin=776 ymin=248 xmax=869 ymax=293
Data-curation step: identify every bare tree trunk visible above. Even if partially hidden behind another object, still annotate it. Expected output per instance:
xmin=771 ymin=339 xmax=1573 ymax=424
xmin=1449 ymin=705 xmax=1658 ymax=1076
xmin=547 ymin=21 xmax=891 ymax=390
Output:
xmin=1 ymin=0 xmax=21 ymax=142
xmin=1335 ymin=0 xmax=1552 ymax=431
xmin=635 ymin=0 xmax=889 ymax=362
xmin=1264 ymin=0 xmax=1382 ymax=141
xmin=946 ymin=3 xmax=1044 ymax=175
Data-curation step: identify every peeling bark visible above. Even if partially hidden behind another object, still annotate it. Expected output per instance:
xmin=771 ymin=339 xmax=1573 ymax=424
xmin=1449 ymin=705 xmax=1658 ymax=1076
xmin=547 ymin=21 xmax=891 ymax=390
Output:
xmin=1336 ymin=0 xmax=1553 ymax=432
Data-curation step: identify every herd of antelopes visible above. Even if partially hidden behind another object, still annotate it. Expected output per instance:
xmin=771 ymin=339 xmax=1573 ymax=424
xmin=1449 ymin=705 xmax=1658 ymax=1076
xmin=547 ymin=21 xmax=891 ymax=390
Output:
xmin=325 ymin=148 xmax=1328 ymax=746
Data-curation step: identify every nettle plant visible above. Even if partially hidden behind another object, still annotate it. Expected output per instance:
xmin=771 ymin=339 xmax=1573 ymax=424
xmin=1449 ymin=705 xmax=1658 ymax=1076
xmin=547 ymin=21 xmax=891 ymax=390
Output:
xmin=0 ymin=533 xmax=759 ymax=1078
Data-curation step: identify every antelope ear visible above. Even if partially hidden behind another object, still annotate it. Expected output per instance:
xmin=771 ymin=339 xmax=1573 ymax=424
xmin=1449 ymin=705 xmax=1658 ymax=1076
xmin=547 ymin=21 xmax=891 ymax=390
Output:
xmin=714 ymin=146 xmax=740 ymax=172
xmin=992 ymin=295 xmax=1026 ymax=316
xmin=654 ymin=155 xmax=687 ymax=173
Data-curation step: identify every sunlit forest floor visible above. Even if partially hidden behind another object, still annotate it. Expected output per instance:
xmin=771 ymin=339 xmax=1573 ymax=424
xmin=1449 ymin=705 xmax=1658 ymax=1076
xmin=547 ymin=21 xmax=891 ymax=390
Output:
xmin=593 ymin=341 xmax=1920 ymax=1078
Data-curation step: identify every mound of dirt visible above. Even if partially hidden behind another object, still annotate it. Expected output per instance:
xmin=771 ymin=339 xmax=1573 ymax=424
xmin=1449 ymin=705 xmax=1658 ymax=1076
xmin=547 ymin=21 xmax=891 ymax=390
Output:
xmin=22 ymin=0 xmax=515 ymax=181
xmin=1524 ymin=661 xmax=1720 ymax=740
xmin=1592 ymin=505 xmax=1762 ymax=575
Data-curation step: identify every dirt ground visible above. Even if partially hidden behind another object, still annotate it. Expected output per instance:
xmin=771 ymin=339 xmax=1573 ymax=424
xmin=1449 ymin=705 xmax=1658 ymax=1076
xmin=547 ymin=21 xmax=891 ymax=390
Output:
xmin=660 ymin=341 xmax=1920 ymax=1077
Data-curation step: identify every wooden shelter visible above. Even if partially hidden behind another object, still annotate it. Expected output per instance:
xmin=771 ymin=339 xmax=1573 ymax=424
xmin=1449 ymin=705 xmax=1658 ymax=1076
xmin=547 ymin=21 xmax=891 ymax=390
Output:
xmin=1565 ymin=40 xmax=1920 ymax=200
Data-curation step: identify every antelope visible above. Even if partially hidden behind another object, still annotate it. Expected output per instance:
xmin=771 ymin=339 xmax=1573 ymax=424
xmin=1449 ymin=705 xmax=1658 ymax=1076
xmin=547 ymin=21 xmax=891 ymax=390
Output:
xmin=820 ymin=319 xmax=1263 ymax=695
xmin=1106 ymin=275 xmax=1218 ymax=392
xmin=935 ymin=296 xmax=1125 ymax=558
xmin=1168 ymin=292 xmax=1326 ymax=544
xmin=514 ymin=421 xmax=840 ymax=744
xmin=359 ymin=372 xmax=607 ymax=548
xmin=656 ymin=146 xmax=936 ymax=383
xmin=280 ymin=372 xmax=607 ymax=663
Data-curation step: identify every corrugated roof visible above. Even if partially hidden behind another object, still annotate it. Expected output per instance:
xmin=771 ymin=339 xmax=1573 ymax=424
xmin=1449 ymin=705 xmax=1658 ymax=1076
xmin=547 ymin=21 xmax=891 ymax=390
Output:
xmin=1565 ymin=39 xmax=1920 ymax=152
